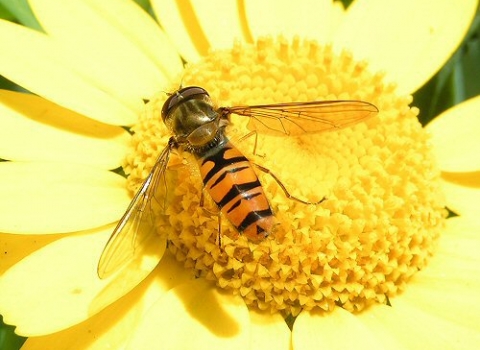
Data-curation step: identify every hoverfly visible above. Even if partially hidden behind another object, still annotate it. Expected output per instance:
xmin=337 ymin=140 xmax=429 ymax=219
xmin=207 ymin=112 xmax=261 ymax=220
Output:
xmin=97 ymin=86 xmax=378 ymax=278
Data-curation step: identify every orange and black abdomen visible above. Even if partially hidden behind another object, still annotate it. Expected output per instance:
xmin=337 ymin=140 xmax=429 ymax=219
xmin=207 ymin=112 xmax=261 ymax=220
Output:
xmin=197 ymin=141 xmax=275 ymax=242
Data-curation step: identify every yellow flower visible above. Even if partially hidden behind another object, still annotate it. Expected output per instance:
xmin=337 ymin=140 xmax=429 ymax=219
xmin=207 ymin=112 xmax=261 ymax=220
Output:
xmin=0 ymin=0 xmax=479 ymax=349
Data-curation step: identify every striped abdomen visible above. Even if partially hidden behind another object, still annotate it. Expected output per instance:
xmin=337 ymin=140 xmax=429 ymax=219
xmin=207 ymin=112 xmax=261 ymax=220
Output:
xmin=197 ymin=141 xmax=275 ymax=242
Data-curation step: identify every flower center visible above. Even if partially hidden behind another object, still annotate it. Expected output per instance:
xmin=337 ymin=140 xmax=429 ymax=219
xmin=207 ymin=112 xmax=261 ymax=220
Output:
xmin=126 ymin=38 xmax=445 ymax=315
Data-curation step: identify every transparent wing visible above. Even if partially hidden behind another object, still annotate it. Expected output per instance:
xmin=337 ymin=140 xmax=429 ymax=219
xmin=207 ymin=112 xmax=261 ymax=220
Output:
xmin=223 ymin=100 xmax=378 ymax=136
xmin=97 ymin=141 xmax=174 ymax=279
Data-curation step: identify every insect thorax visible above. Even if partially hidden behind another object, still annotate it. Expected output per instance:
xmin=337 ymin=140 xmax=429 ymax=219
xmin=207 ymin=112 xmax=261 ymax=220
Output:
xmin=165 ymin=98 xmax=228 ymax=151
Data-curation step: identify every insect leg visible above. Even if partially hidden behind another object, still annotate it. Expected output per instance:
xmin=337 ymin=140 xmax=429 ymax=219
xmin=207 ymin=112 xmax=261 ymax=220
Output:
xmin=253 ymin=163 xmax=325 ymax=205
xmin=198 ymin=190 xmax=223 ymax=247
xmin=199 ymin=189 xmax=205 ymax=207
xmin=237 ymin=130 xmax=260 ymax=156
xmin=216 ymin=211 xmax=222 ymax=248
xmin=238 ymin=130 xmax=258 ymax=155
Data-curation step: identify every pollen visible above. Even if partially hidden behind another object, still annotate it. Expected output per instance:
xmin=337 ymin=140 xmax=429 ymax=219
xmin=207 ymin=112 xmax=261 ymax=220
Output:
xmin=126 ymin=37 xmax=446 ymax=315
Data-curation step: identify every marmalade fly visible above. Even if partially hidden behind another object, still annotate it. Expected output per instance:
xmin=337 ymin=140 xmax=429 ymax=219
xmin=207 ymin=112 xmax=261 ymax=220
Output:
xmin=97 ymin=86 xmax=378 ymax=278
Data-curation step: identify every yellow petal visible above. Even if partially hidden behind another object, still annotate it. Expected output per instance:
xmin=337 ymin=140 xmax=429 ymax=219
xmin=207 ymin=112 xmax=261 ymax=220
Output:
xmin=0 ymin=162 xmax=130 ymax=233
xmin=404 ymin=277 xmax=480 ymax=333
xmin=354 ymin=306 xmax=407 ymax=350
xmin=244 ymin=0 xmax=340 ymax=43
xmin=30 ymin=0 xmax=182 ymax=94
xmin=188 ymin=0 xmax=250 ymax=48
xmin=426 ymin=95 xmax=480 ymax=172
xmin=0 ymin=228 xmax=110 ymax=335
xmin=249 ymin=310 xmax=290 ymax=350
xmin=0 ymin=20 xmax=139 ymax=125
xmin=293 ymin=307 xmax=384 ymax=349
xmin=437 ymin=216 xmax=480 ymax=260
xmin=441 ymin=173 xmax=480 ymax=218
xmin=410 ymin=218 xmax=480 ymax=329
xmin=151 ymin=0 xmax=204 ymax=62
xmin=0 ymin=233 xmax=62 ymax=274
xmin=126 ymin=279 xmax=250 ymax=349
xmin=89 ymin=237 xmax=170 ymax=315
xmin=333 ymin=0 xmax=478 ymax=94
xmin=0 ymin=90 xmax=130 ymax=169
xmin=359 ymin=299 xmax=480 ymax=348
xmin=18 ymin=252 xmax=194 ymax=347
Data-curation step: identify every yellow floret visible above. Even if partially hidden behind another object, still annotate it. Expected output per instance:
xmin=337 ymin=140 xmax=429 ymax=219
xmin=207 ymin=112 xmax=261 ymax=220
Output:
xmin=126 ymin=37 xmax=446 ymax=315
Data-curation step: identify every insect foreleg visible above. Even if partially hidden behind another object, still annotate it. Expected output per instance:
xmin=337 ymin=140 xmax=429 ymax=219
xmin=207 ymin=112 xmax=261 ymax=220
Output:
xmin=198 ymin=189 xmax=223 ymax=246
xmin=253 ymin=163 xmax=326 ymax=205
xmin=237 ymin=130 xmax=260 ymax=156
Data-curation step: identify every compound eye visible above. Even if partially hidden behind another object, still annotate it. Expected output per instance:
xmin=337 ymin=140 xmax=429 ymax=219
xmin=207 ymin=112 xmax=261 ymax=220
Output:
xmin=161 ymin=86 xmax=210 ymax=121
